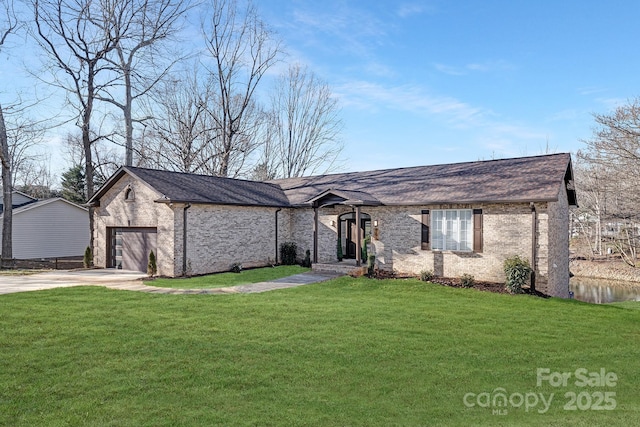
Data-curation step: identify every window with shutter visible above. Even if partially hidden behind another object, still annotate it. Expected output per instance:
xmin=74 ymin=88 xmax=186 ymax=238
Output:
xmin=429 ymin=209 xmax=477 ymax=252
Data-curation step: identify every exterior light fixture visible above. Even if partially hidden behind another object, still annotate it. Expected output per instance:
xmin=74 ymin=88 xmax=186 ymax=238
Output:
xmin=330 ymin=220 xmax=336 ymax=227
xmin=374 ymin=220 xmax=378 ymax=227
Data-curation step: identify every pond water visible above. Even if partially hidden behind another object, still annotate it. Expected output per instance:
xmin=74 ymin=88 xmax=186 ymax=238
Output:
xmin=570 ymin=277 xmax=640 ymax=304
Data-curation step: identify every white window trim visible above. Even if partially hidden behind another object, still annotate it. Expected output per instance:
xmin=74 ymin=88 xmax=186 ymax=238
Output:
xmin=431 ymin=209 xmax=473 ymax=252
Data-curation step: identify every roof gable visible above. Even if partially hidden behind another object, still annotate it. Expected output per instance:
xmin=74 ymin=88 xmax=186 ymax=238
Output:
xmin=89 ymin=167 xmax=291 ymax=207
xmin=2 ymin=198 xmax=88 ymax=216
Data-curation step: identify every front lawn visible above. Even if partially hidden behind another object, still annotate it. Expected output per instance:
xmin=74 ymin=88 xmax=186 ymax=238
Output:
xmin=147 ymin=265 xmax=310 ymax=289
xmin=1 ymin=277 xmax=638 ymax=426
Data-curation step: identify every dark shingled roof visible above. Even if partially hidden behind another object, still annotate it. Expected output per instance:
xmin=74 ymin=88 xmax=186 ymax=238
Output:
xmin=90 ymin=167 xmax=291 ymax=207
xmin=269 ymin=153 xmax=575 ymax=206
xmin=90 ymin=153 xmax=575 ymax=208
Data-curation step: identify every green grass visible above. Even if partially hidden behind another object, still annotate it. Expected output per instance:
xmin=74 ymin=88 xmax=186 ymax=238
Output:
xmin=146 ymin=265 xmax=310 ymax=289
xmin=608 ymin=300 xmax=640 ymax=310
xmin=1 ymin=277 xmax=638 ymax=426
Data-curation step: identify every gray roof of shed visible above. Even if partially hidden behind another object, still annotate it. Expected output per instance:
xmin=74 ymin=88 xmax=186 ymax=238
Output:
xmin=270 ymin=153 xmax=575 ymax=206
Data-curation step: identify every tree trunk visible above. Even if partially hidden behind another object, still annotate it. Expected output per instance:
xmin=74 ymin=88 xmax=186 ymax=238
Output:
xmin=124 ymin=62 xmax=133 ymax=166
xmin=84 ymin=73 xmax=96 ymax=264
xmin=0 ymin=104 xmax=12 ymax=267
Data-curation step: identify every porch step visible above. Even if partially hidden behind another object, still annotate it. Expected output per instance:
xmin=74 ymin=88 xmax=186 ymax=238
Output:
xmin=312 ymin=262 xmax=366 ymax=276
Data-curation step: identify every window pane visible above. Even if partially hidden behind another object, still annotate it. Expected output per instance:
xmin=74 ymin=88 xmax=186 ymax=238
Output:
xmin=445 ymin=210 xmax=458 ymax=250
xmin=432 ymin=210 xmax=444 ymax=250
xmin=459 ymin=210 xmax=472 ymax=251
xmin=430 ymin=209 xmax=473 ymax=251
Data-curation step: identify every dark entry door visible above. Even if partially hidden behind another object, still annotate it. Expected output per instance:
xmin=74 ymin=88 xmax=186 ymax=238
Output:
xmin=342 ymin=218 xmax=370 ymax=259
xmin=346 ymin=219 xmax=357 ymax=258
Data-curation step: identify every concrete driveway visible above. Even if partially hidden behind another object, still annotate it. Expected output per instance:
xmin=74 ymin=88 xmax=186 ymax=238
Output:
xmin=0 ymin=269 xmax=148 ymax=295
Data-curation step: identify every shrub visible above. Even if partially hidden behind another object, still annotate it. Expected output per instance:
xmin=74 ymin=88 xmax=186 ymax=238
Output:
xmin=503 ymin=255 xmax=532 ymax=294
xmin=230 ymin=263 xmax=242 ymax=273
xmin=361 ymin=235 xmax=371 ymax=262
xmin=367 ymin=254 xmax=376 ymax=276
xmin=280 ymin=242 xmax=298 ymax=265
xmin=147 ymin=251 xmax=157 ymax=276
xmin=460 ymin=273 xmax=475 ymax=288
xmin=419 ymin=269 xmax=434 ymax=282
xmin=337 ymin=237 xmax=343 ymax=261
xmin=302 ymin=250 xmax=312 ymax=268
xmin=83 ymin=246 xmax=92 ymax=269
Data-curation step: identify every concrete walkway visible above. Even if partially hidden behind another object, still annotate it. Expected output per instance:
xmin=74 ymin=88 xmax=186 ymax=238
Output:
xmin=103 ymin=271 xmax=344 ymax=294
xmin=0 ymin=269 xmax=343 ymax=295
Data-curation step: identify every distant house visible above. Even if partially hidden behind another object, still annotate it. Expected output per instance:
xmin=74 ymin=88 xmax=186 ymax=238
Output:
xmin=0 ymin=194 xmax=89 ymax=259
xmin=88 ymin=153 xmax=577 ymax=298
xmin=0 ymin=190 xmax=38 ymax=211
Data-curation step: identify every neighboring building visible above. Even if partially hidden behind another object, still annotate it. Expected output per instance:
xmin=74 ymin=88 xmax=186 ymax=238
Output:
xmin=88 ymin=153 xmax=577 ymax=297
xmin=0 ymin=190 xmax=38 ymax=211
xmin=0 ymin=197 xmax=90 ymax=259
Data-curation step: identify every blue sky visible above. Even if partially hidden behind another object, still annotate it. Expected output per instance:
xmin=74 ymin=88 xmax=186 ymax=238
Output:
xmin=256 ymin=0 xmax=640 ymax=171
xmin=2 ymin=0 xmax=640 ymax=180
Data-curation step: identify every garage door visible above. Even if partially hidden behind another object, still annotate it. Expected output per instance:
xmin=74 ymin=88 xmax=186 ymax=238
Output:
xmin=108 ymin=227 xmax=157 ymax=272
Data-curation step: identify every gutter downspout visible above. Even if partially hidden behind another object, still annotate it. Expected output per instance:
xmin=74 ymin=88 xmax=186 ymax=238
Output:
xmin=530 ymin=202 xmax=537 ymax=292
xmin=313 ymin=207 xmax=318 ymax=264
xmin=275 ymin=208 xmax=281 ymax=264
xmin=182 ymin=203 xmax=191 ymax=276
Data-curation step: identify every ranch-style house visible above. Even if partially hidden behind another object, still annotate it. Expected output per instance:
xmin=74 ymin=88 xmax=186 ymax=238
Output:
xmin=88 ymin=153 xmax=577 ymax=298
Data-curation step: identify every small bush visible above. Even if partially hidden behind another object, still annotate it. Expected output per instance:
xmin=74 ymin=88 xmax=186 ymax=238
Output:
xmin=337 ymin=237 xmax=343 ymax=261
xmin=367 ymin=254 xmax=376 ymax=276
xmin=460 ymin=273 xmax=475 ymax=288
xmin=230 ymin=263 xmax=242 ymax=273
xmin=147 ymin=250 xmax=157 ymax=276
xmin=280 ymin=242 xmax=298 ymax=265
xmin=302 ymin=250 xmax=312 ymax=268
xmin=83 ymin=246 xmax=92 ymax=269
xmin=362 ymin=235 xmax=370 ymax=262
xmin=419 ymin=269 xmax=434 ymax=282
xmin=503 ymin=255 xmax=532 ymax=294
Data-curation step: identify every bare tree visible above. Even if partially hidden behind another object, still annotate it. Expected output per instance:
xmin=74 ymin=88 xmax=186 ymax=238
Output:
xmin=142 ymin=70 xmax=221 ymax=173
xmin=577 ymin=98 xmax=640 ymax=266
xmin=261 ymin=63 xmax=343 ymax=179
xmin=33 ymin=0 xmax=120 ymax=253
xmin=201 ymin=0 xmax=281 ymax=177
xmin=97 ymin=0 xmax=190 ymax=166
xmin=0 ymin=0 xmax=20 ymax=266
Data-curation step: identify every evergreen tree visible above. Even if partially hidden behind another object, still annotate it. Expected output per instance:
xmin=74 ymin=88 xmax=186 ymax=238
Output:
xmin=60 ymin=165 xmax=86 ymax=204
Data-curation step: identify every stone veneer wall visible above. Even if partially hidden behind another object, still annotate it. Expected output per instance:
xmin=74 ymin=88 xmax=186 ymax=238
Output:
xmin=178 ymin=204 xmax=285 ymax=276
xmin=93 ymin=175 xmax=176 ymax=276
xmin=544 ymin=183 xmax=570 ymax=297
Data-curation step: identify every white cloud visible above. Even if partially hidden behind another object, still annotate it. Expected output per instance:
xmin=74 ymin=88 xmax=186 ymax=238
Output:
xmin=434 ymin=60 xmax=515 ymax=75
xmin=335 ymin=80 xmax=485 ymax=125
xmin=396 ymin=3 xmax=432 ymax=18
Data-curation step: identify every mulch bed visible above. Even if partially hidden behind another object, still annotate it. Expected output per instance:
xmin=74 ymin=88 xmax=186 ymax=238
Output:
xmin=358 ymin=268 xmax=547 ymax=296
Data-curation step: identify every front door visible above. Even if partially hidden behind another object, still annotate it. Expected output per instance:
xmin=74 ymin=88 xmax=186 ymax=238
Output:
xmin=339 ymin=213 xmax=371 ymax=259
xmin=345 ymin=219 xmax=357 ymax=258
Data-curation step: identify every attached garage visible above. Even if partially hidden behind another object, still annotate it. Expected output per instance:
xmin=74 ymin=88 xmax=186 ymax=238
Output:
xmin=107 ymin=227 xmax=157 ymax=272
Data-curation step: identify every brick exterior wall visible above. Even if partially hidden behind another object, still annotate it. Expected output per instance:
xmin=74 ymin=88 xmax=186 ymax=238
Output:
xmin=308 ymin=200 xmax=570 ymax=296
xmin=544 ymin=183 xmax=571 ymax=298
xmin=312 ymin=203 xmax=532 ymax=282
xmin=179 ymin=204 xmax=284 ymax=276
xmin=93 ymin=175 xmax=176 ymax=276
